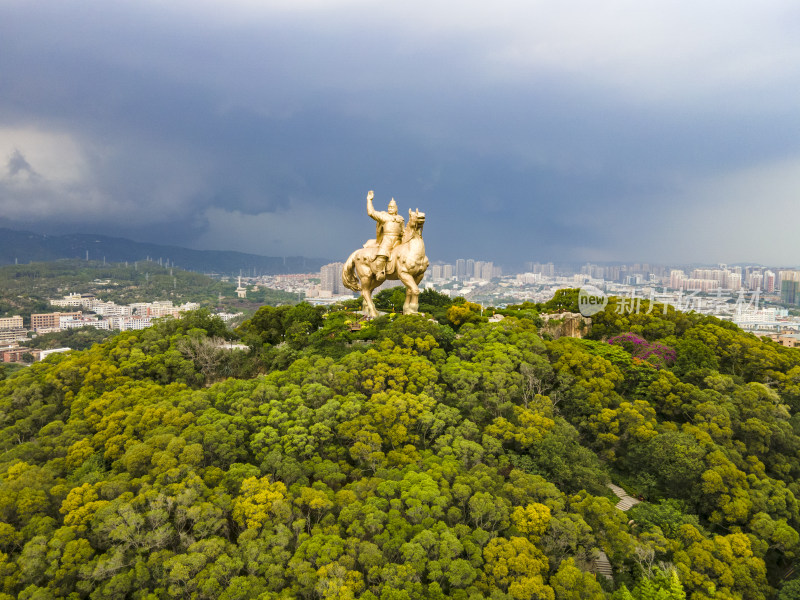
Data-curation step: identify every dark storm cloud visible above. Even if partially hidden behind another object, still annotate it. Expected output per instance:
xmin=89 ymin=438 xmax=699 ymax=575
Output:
xmin=2 ymin=0 xmax=800 ymax=266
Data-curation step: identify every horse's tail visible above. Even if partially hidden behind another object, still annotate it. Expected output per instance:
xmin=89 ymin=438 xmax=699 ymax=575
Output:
xmin=342 ymin=251 xmax=362 ymax=292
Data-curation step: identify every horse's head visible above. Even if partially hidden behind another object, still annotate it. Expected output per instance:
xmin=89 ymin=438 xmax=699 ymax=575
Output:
xmin=408 ymin=208 xmax=426 ymax=232
xmin=401 ymin=208 xmax=425 ymax=244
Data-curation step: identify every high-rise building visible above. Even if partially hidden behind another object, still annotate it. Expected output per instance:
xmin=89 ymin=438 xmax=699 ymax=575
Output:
xmin=764 ymin=270 xmax=776 ymax=293
xmin=455 ymin=259 xmax=466 ymax=280
xmin=780 ymin=270 xmax=800 ymax=284
xmin=442 ymin=264 xmax=454 ymax=279
xmin=481 ymin=262 xmax=494 ymax=280
xmin=669 ymin=270 xmax=685 ymax=289
xmin=726 ymin=273 xmax=742 ymax=290
xmin=782 ymin=280 xmax=800 ymax=306
xmin=581 ymin=262 xmax=605 ymax=278
xmin=525 ymin=261 xmax=555 ymax=277
xmin=320 ymin=263 xmax=346 ymax=295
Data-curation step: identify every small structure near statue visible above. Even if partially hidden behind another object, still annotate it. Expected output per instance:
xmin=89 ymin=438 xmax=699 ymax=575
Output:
xmin=342 ymin=191 xmax=429 ymax=318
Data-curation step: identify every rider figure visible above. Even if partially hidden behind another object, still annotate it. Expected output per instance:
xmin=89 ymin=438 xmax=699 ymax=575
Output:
xmin=366 ymin=190 xmax=405 ymax=278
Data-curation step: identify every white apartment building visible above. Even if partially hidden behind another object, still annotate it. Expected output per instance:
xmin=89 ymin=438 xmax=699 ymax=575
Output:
xmin=107 ymin=316 xmax=154 ymax=331
xmin=516 ymin=273 xmax=541 ymax=284
xmin=50 ymin=293 xmax=85 ymax=308
xmin=40 ymin=348 xmax=72 ymax=360
xmin=735 ymin=308 xmax=778 ymax=323
xmin=91 ymin=301 xmax=133 ymax=317
xmin=108 ymin=301 xmax=199 ymax=318
xmin=59 ymin=317 xmax=111 ymax=330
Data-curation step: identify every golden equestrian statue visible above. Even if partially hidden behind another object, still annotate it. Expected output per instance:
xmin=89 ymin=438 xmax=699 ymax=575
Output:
xmin=342 ymin=190 xmax=429 ymax=317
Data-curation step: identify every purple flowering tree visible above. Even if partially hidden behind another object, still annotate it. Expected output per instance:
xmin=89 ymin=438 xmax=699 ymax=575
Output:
xmin=607 ymin=333 xmax=676 ymax=370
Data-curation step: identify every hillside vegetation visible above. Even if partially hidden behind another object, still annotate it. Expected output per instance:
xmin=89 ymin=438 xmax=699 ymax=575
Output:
xmin=1 ymin=294 xmax=800 ymax=599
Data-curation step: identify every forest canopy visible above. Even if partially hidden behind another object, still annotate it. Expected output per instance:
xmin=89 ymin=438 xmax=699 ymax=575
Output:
xmin=1 ymin=293 xmax=800 ymax=599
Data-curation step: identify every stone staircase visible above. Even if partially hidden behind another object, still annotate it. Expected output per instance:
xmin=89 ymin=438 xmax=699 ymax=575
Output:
xmin=593 ymin=550 xmax=614 ymax=581
xmin=607 ymin=483 xmax=640 ymax=512
xmin=588 ymin=483 xmax=642 ymax=582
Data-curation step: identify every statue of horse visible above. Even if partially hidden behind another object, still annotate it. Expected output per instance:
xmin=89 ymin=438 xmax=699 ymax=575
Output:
xmin=342 ymin=209 xmax=429 ymax=318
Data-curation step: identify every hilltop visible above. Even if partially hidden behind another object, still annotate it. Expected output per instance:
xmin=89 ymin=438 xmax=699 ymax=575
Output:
xmin=1 ymin=293 xmax=800 ymax=598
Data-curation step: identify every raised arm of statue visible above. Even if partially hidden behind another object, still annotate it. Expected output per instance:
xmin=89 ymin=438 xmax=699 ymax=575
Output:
xmin=366 ymin=190 xmax=380 ymax=221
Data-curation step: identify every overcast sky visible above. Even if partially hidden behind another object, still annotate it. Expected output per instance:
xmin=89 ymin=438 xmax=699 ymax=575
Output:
xmin=1 ymin=1 xmax=799 ymax=268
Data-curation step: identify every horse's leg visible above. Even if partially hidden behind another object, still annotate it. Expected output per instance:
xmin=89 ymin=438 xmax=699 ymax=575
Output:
xmin=397 ymin=270 xmax=419 ymax=315
xmin=363 ymin=285 xmax=378 ymax=318
xmin=352 ymin=259 xmax=375 ymax=318
xmin=359 ymin=270 xmax=378 ymax=318
xmin=410 ymin=273 xmax=425 ymax=313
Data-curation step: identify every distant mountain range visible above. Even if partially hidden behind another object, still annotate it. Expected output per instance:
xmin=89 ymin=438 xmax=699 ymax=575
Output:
xmin=0 ymin=228 xmax=327 ymax=275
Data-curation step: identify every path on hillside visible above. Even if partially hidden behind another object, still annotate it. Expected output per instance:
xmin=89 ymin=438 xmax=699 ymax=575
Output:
xmin=607 ymin=483 xmax=641 ymax=511
xmin=593 ymin=551 xmax=614 ymax=581
xmin=591 ymin=483 xmax=641 ymax=582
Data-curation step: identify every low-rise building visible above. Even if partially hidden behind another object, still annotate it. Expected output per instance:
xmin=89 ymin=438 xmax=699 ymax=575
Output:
xmin=128 ymin=301 xmax=198 ymax=318
xmin=0 ymin=343 xmax=20 ymax=357
xmin=1 ymin=347 xmax=40 ymax=363
xmin=50 ymin=293 xmax=95 ymax=309
xmin=217 ymin=312 xmax=244 ymax=322
xmin=0 ymin=329 xmax=29 ymax=344
xmin=91 ymin=301 xmax=132 ymax=317
xmin=50 ymin=293 xmax=84 ymax=308
xmin=39 ymin=348 xmax=72 ymax=360
xmin=107 ymin=315 xmax=154 ymax=331
xmin=31 ymin=312 xmax=83 ymax=331
xmin=0 ymin=316 xmax=24 ymax=330
xmin=767 ymin=333 xmax=800 ymax=348
xmin=59 ymin=317 xmax=111 ymax=330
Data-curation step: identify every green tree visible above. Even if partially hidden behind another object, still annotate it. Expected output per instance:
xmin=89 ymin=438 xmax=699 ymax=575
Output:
xmin=779 ymin=578 xmax=800 ymax=600
xmin=542 ymin=289 xmax=579 ymax=313
xmin=374 ymin=286 xmax=407 ymax=313
xmin=550 ymin=558 xmax=605 ymax=599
